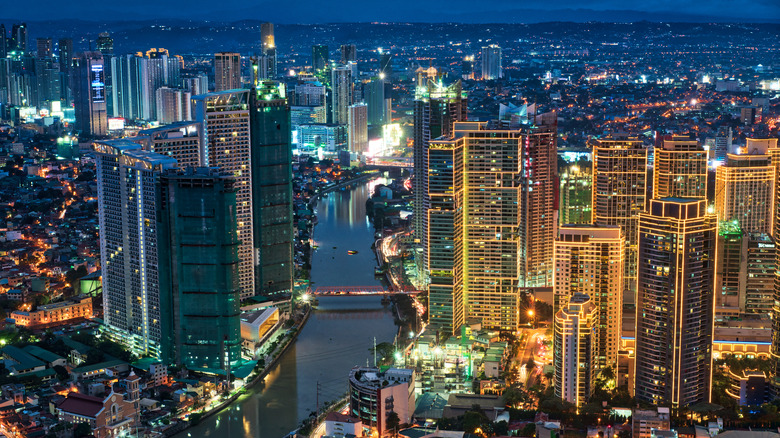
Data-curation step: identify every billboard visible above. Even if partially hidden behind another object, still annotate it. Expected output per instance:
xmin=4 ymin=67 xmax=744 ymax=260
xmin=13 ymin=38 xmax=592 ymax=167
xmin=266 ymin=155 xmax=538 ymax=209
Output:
xmin=90 ymin=64 xmax=105 ymax=103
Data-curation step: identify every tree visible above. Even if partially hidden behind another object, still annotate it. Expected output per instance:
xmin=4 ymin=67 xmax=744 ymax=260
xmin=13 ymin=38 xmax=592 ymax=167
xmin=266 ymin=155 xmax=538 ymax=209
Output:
xmin=74 ymin=422 xmax=92 ymax=438
xmin=386 ymin=411 xmax=400 ymax=437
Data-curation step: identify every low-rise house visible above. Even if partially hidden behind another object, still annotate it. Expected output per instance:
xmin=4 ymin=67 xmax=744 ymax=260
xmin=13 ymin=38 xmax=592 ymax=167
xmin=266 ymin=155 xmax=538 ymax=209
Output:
xmin=56 ymin=390 xmax=137 ymax=438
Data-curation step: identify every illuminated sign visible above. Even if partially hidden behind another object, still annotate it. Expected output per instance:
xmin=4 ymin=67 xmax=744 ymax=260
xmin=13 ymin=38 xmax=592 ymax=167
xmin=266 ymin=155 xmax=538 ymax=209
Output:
xmin=108 ymin=118 xmax=125 ymax=131
xmin=90 ymin=64 xmax=105 ymax=103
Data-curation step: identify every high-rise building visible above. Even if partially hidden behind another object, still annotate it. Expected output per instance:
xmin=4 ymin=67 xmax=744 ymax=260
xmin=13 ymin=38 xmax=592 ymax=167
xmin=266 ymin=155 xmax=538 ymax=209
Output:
xmin=715 ymin=221 xmax=774 ymax=316
xmin=378 ymin=50 xmax=392 ymax=77
xmin=193 ymin=89 xmax=255 ymax=297
xmin=481 ymin=45 xmax=502 ymax=80
xmin=364 ymin=77 xmax=388 ymax=126
xmin=155 ymin=87 xmax=192 ymax=125
xmin=715 ymin=152 xmax=774 ymax=235
xmin=214 ymin=52 xmax=241 ymax=92
xmin=96 ymin=32 xmax=113 ymax=56
xmin=295 ymin=81 xmax=326 ymax=106
xmin=57 ymin=38 xmax=73 ymax=102
xmin=94 ymin=139 xmax=178 ymax=358
xmin=72 ymin=52 xmax=108 ymax=136
xmin=296 ymin=123 xmax=347 ymax=153
xmin=516 ymin=112 xmax=558 ymax=288
xmin=653 ymin=137 xmax=707 ymax=199
xmin=136 ymin=121 xmax=205 ymax=170
xmin=10 ymin=23 xmax=27 ymax=53
xmin=413 ymin=79 xmax=467 ymax=278
xmin=554 ymin=226 xmax=624 ymax=371
xmin=348 ymin=103 xmax=368 ymax=156
xmin=461 ymin=55 xmax=475 ymax=80
xmin=554 ymin=293 xmax=598 ymax=407
xmin=36 ymin=38 xmax=52 ymax=59
xmin=0 ymin=25 xmax=6 ymax=59
xmin=249 ymin=81 xmax=294 ymax=297
xmin=714 ymin=127 xmax=733 ymax=164
xmin=341 ymin=44 xmax=357 ymax=63
xmin=559 ymin=158 xmax=592 ymax=224
xmin=312 ymin=45 xmax=329 ymax=71
xmin=261 ymin=22 xmax=275 ymax=52
xmin=635 ymin=198 xmax=716 ymax=407
xmin=258 ymin=23 xmax=276 ymax=80
xmin=331 ymin=65 xmax=353 ymax=125
xmin=592 ymin=137 xmax=647 ymax=302
xmin=158 ymin=167 xmax=242 ymax=370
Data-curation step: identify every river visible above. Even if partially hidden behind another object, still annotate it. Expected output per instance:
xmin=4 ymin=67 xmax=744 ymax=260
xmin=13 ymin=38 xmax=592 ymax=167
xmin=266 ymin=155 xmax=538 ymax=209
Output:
xmin=187 ymin=177 xmax=398 ymax=437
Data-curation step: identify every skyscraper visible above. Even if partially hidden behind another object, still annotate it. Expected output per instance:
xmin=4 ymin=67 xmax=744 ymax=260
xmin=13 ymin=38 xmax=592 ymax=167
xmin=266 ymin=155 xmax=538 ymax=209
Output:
xmin=58 ymin=38 xmax=73 ymax=102
xmin=715 ymin=222 xmax=774 ymax=316
xmin=481 ymin=45 xmax=502 ymax=80
xmin=312 ymin=45 xmax=329 ymax=71
xmin=653 ymin=137 xmax=707 ymax=199
xmin=36 ymin=38 xmax=52 ymax=59
xmin=214 ymin=52 xmax=241 ymax=92
xmin=715 ymin=151 xmax=774 ymax=235
xmin=554 ymin=293 xmax=598 ymax=407
xmin=635 ymin=198 xmax=715 ymax=407
xmin=714 ymin=127 xmax=733 ymax=164
xmin=94 ymin=139 xmax=178 ymax=358
xmin=592 ymin=137 xmax=647 ymax=302
xmin=96 ymin=32 xmax=114 ymax=56
xmin=341 ymin=44 xmax=357 ymax=63
xmin=517 ymin=113 xmax=558 ymax=288
xmin=193 ymin=89 xmax=255 ymax=297
xmin=259 ymin=22 xmax=277 ymax=80
xmin=559 ymin=158 xmax=592 ymax=224
xmin=155 ymin=87 xmax=192 ymax=125
xmin=0 ymin=25 xmax=6 ymax=59
xmin=331 ymin=65 xmax=353 ymax=125
xmin=158 ymin=167 xmax=242 ymax=370
xmin=364 ymin=76 xmax=387 ymax=126
xmin=413 ymin=79 xmax=467 ymax=279
xmin=554 ymin=225 xmax=624 ymax=371
xmin=249 ymin=81 xmax=294 ymax=297
xmin=137 ymin=121 xmax=205 ymax=170
xmin=348 ymin=103 xmax=368 ymax=155
xmin=72 ymin=51 xmax=108 ymax=136
xmin=378 ymin=50 xmax=392 ymax=77
xmin=10 ymin=23 xmax=27 ymax=53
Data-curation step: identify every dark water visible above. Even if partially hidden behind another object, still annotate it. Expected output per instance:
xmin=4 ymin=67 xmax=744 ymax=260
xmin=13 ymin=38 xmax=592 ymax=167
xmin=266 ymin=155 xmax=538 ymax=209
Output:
xmin=188 ymin=178 xmax=397 ymax=437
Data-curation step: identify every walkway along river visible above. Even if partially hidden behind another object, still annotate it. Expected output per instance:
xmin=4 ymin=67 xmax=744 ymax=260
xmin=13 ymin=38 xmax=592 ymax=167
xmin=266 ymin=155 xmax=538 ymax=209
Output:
xmin=187 ymin=177 xmax=398 ymax=437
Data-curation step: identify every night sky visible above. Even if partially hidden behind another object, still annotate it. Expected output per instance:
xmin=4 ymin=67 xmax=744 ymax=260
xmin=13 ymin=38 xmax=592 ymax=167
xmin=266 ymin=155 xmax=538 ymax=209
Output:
xmin=1 ymin=0 xmax=779 ymax=23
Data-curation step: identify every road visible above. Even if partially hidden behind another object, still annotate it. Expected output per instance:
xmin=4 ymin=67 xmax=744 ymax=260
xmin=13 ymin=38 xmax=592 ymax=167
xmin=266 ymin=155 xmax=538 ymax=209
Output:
xmin=516 ymin=328 xmax=548 ymax=387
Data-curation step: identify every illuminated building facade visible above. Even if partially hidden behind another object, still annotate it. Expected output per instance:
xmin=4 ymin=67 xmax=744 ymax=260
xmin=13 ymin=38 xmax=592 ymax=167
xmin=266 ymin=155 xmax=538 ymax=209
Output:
xmin=331 ymin=65 xmax=353 ymax=125
xmin=214 ymin=52 xmax=241 ymax=92
xmin=653 ymin=137 xmax=707 ymax=199
xmin=249 ymin=81 xmax=294 ymax=298
xmin=73 ymin=51 xmax=107 ymax=136
xmin=193 ymin=89 xmax=255 ymax=298
xmin=554 ymin=225 xmax=624 ymax=370
xmin=715 ymin=223 xmax=774 ymax=317
xmin=554 ymin=293 xmax=598 ymax=407
xmin=427 ymin=132 xmax=465 ymax=335
xmin=413 ymin=79 xmax=467 ymax=276
xmin=155 ymin=87 xmax=191 ymax=125
xmin=592 ymin=137 xmax=647 ymax=302
xmin=296 ymin=123 xmax=347 ymax=153
xmin=635 ymin=198 xmax=716 ymax=407
xmin=259 ymin=22 xmax=277 ymax=79
xmin=94 ymin=139 xmax=177 ymax=358
xmin=480 ymin=45 xmax=502 ymax=80
xmin=347 ymin=103 xmax=368 ymax=155
xmin=715 ymin=153 xmax=774 ymax=235
xmin=340 ymin=44 xmax=357 ymax=63
xmin=136 ymin=121 xmax=205 ymax=170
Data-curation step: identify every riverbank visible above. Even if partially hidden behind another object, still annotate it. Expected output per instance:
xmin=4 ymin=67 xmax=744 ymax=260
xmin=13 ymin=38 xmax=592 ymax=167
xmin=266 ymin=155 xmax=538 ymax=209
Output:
xmin=168 ymin=305 xmax=312 ymax=437
xmin=308 ymin=170 xmax=381 ymax=208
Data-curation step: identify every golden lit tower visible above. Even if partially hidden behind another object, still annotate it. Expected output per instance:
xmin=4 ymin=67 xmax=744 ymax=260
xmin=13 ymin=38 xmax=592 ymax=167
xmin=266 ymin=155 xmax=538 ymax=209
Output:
xmin=591 ymin=137 xmax=647 ymax=302
xmin=554 ymin=293 xmax=598 ymax=407
xmin=635 ymin=198 xmax=716 ymax=407
xmin=653 ymin=137 xmax=707 ymax=199
xmin=715 ymin=151 xmax=774 ymax=235
xmin=554 ymin=225 xmax=624 ymax=371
